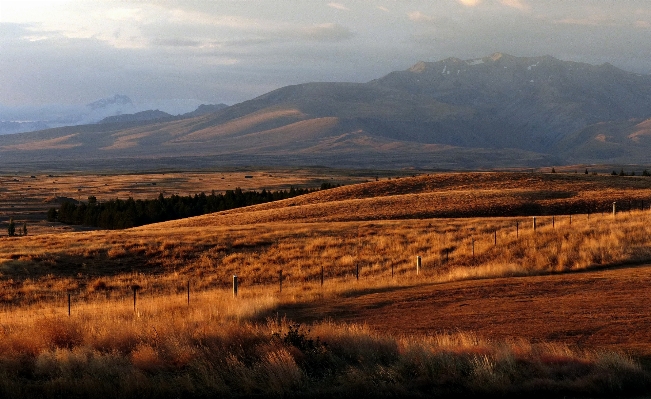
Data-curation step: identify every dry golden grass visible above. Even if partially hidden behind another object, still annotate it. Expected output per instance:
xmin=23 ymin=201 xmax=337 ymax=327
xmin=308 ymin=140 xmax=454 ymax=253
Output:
xmin=161 ymin=171 xmax=651 ymax=226
xmin=0 ymin=284 xmax=647 ymax=398
xmin=0 ymin=171 xmax=651 ymax=396
xmin=0 ymin=209 xmax=649 ymax=307
xmin=2 ymin=172 xmax=651 ymax=307
xmin=0 ymin=168 xmax=386 ymax=235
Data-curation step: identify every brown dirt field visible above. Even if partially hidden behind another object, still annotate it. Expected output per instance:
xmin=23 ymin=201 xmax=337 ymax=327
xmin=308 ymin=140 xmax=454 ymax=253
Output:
xmin=272 ymin=263 xmax=651 ymax=355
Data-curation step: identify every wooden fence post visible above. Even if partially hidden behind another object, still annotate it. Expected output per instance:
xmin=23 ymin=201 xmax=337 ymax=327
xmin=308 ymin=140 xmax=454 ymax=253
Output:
xmin=552 ymin=216 xmax=555 ymax=228
xmin=533 ymin=217 xmax=537 ymax=231
xmin=233 ymin=275 xmax=238 ymax=297
xmin=132 ymin=285 xmax=139 ymax=312
xmin=68 ymin=293 xmax=71 ymax=316
xmin=494 ymin=230 xmax=497 ymax=246
xmin=516 ymin=222 xmax=519 ymax=238
xmin=356 ymin=264 xmax=359 ymax=281
xmin=416 ymin=256 xmax=421 ymax=275
xmin=613 ymin=202 xmax=617 ymax=217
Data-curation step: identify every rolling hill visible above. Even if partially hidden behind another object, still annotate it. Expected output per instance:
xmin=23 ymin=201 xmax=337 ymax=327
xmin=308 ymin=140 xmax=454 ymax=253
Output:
xmin=2 ymin=53 xmax=651 ymax=169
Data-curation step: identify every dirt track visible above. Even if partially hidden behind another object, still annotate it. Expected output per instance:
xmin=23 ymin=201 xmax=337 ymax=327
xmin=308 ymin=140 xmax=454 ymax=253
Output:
xmin=275 ymin=264 xmax=651 ymax=355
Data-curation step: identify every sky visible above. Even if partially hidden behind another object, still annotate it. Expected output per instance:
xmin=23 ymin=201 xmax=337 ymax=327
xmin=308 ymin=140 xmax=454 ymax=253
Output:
xmin=1 ymin=0 xmax=651 ymax=108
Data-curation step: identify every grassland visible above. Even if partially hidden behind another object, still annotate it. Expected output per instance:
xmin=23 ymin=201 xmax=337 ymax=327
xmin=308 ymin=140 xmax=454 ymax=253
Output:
xmin=0 ymin=168 xmax=392 ymax=235
xmin=1 ymin=171 xmax=651 ymax=397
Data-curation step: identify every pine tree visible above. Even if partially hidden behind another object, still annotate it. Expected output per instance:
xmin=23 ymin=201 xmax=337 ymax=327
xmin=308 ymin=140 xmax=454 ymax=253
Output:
xmin=7 ymin=218 xmax=15 ymax=237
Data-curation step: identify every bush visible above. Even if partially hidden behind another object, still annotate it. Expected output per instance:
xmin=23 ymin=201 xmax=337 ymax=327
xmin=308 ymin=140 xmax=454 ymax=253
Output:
xmin=47 ymin=207 xmax=57 ymax=222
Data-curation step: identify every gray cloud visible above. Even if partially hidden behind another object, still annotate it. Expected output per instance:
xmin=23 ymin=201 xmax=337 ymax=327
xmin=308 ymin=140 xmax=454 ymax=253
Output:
xmin=151 ymin=38 xmax=203 ymax=47
xmin=1 ymin=0 xmax=651 ymax=110
xmin=299 ymin=23 xmax=354 ymax=42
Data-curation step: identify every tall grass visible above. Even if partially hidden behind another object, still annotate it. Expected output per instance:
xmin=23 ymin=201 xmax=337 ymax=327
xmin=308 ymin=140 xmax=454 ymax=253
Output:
xmin=0 ymin=288 xmax=647 ymax=398
xmin=2 ymin=209 xmax=651 ymax=308
xmin=1 ymin=204 xmax=651 ymax=395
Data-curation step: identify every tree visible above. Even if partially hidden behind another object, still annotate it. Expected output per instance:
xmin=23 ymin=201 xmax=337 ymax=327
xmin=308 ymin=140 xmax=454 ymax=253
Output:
xmin=551 ymin=167 xmax=556 ymax=173
xmin=7 ymin=218 xmax=15 ymax=237
xmin=47 ymin=207 xmax=58 ymax=222
xmin=22 ymin=222 xmax=27 ymax=236
xmin=585 ymin=168 xmax=588 ymax=174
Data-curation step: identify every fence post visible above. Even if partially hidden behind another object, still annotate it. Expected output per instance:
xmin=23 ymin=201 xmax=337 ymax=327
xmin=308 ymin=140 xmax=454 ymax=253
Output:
xmin=533 ymin=217 xmax=537 ymax=231
xmin=391 ymin=263 xmax=394 ymax=278
xmin=516 ymin=221 xmax=519 ymax=238
xmin=494 ymin=230 xmax=497 ymax=246
xmin=68 ymin=293 xmax=71 ymax=316
xmin=132 ymin=285 xmax=139 ymax=312
xmin=552 ymin=216 xmax=555 ymax=228
xmin=416 ymin=256 xmax=421 ymax=275
xmin=233 ymin=275 xmax=238 ymax=297
xmin=613 ymin=202 xmax=616 ymax=217
xmin=356 ymin=264 xmax=359 ymax=281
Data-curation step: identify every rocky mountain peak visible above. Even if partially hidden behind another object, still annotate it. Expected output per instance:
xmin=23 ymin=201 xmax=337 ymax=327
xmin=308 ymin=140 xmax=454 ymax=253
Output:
xmin=86 ymin=95 xmax=133 ymax=111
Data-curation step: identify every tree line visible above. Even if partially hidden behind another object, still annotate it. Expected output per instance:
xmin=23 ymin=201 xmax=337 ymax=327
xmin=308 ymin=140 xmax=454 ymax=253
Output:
xmin=47 ymin=183 xmax=338 ymax=230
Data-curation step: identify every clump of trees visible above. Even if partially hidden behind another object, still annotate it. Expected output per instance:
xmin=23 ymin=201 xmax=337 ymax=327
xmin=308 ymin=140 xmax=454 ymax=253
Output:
xmin=6 ymin=219 xmax=27 ymax=237
xmin=612 ymin=169 xmax=651 ymax=176
xmin=48 ymin=183 xmax=338 ymax=230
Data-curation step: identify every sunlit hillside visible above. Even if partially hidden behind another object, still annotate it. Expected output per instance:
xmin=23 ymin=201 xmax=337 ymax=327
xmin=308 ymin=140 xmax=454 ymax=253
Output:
xmin=2 ymin=171 xmax=651 ymax=397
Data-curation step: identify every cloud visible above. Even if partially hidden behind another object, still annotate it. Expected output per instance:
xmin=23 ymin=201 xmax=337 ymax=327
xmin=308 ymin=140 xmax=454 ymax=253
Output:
xmin=3 ymin=0 xmax=651 ymax=109
xmin=301 ymin=23 xmax=354 ymax=42
xmin=457 ymin=0 xmax=481 ymax=7
xmin=499 ymin=0 xmax=530 ymax=11
xmin=635 ymin=20 xmax=651 ymax=29
xmin=554 ymin=16 xmax=615 ymax=27
xmin=151 ymin=38 xmax=202 ymax=47
xmin=327 ymin=3 xmax=349 ymax=11
xmin=408 ymin=11 xmax=435 ymax=23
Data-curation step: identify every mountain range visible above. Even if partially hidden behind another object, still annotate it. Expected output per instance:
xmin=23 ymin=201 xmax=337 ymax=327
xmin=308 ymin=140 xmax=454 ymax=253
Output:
xmin=1 ymin=52 xmax=651 ymax=170
xmin=0 ymin=96 xmax=226 ymax=135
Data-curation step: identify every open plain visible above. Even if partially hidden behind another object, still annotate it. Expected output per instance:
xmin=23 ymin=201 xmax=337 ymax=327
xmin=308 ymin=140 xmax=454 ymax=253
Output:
xmin=1 ymin=170 xmax=651 ymax=397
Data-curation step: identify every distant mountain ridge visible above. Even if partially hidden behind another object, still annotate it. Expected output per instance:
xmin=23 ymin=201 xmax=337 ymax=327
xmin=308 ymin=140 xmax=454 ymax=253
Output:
xmin=99 ymin=110 xmax=173 ymax=124
xmin=0 ymin=96 xmax=225 ymax=135
xmin=1 ymin=53 xmax=651 ymax=169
